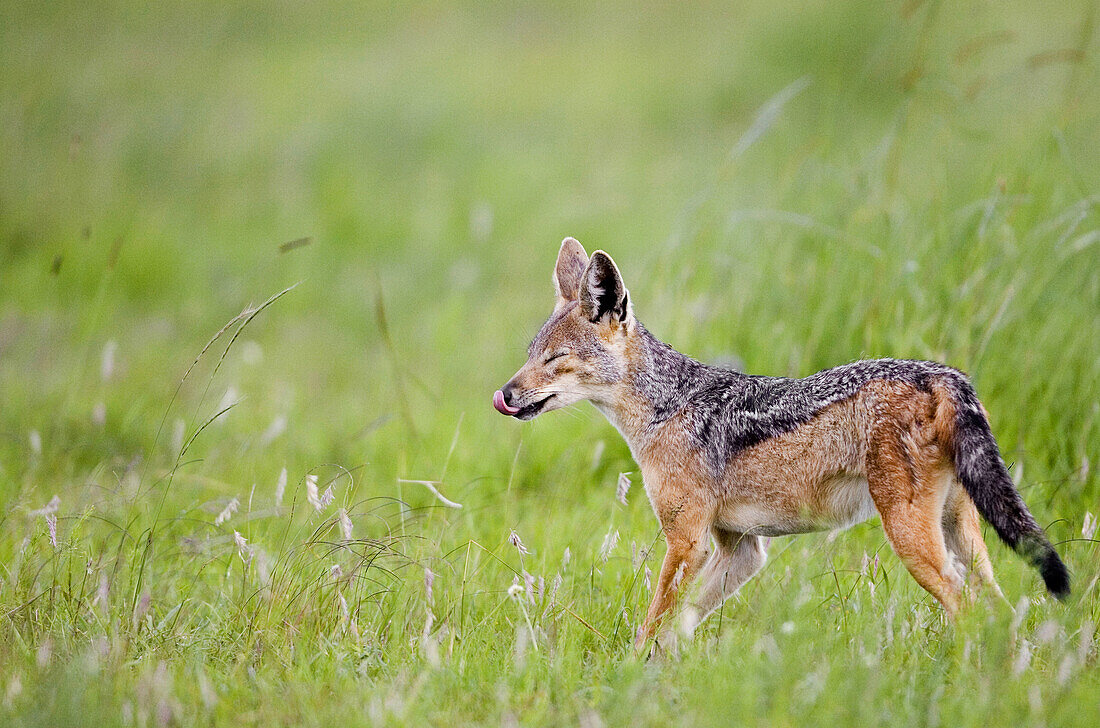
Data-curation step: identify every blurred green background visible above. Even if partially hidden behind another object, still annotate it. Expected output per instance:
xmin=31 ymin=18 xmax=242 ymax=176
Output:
xmin=1 ymin=1 xmax=1099 ymax=725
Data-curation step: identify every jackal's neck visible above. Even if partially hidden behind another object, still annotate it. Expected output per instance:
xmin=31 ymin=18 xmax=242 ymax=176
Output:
xmin=596 ymin=321 xmax=735 ymax=447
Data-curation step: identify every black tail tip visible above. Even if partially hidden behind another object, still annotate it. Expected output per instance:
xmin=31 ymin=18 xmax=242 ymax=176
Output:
xmin=1019 ymin=534 xmax=1070 ymax=600
xmin=1038 ymin=550 xmax=1071 ymax=601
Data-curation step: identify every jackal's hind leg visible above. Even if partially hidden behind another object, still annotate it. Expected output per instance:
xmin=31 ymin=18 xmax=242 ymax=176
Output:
xmin=682 ymin=530 xmax=765 ymax=635
xmin=942 ymin=478 xmax=1005 ymax=603
xmin=867 ymin=431 xmax=964 ymax=615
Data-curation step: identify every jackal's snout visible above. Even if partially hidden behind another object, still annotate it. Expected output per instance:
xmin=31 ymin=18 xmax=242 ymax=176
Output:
xmin=492 ymin=384 xmax=520 ymax=416
xmin=492 ymin=378 xmax=558 ymax=420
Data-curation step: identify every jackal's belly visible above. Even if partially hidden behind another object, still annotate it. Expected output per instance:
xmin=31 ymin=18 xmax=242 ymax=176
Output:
xmin=715 ymin=472 xmax=877 ymax=537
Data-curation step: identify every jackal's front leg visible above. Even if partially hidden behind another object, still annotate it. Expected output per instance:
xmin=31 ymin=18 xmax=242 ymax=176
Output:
xmin=637 ymin=527 xmax=708 ymax=649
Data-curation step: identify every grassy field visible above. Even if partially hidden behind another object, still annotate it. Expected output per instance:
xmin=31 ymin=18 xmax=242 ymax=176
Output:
xmin=2 ymin=1 xmax=1099 ymax=725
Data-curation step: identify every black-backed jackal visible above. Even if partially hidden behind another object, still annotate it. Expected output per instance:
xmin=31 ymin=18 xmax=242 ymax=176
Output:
xmin=493 ymin=238 xmax=1069 ymax=647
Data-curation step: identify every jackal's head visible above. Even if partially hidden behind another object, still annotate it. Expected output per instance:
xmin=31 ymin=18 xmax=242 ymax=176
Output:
xmin=493 ymin=238 xmax=634 ymax=420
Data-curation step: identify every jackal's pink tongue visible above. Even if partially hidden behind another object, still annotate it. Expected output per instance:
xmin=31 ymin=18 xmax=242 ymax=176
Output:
xmin=493 ymin=390 xmax=520 ymax=415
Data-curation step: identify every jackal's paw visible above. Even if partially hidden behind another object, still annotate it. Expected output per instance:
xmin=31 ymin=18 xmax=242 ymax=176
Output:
xmin=635 ymin=626 xmax=680 ymax=661
xmin=655 ymin=628 xmax=679 ymax=656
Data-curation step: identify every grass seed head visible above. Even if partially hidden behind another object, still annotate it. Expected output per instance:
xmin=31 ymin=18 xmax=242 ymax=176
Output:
xmin=616 ymin=472 xmax=632 ymax=505
xmin=306 ymin=474 xmax=321 ymax=511
xmin=339 ymin=508 xmax=353 ymax=540
xmin=274 ymin=467 xmax=287 ymax=507
xmin=424 ymin=567 xmax=435 ymax=604
xmin=214 ymin=497 xmax=239 ymax=526
xmin=523 ymin=571 xmax=536 ymax=602
xmin=233 ymin=531 xmax=252 ymax=564
xmin=508 ymin=529 xmax=529 ymax=555
xmin=549 ymin=573 xmax=562 ymax=604
xmin=598 ymin=529 xmax=619 ymax=563
xmin=671 ymin=561 xmax=686 ymax=590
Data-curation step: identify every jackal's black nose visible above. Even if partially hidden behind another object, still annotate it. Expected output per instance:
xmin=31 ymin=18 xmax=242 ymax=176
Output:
xmin=493 ymin=383 xmax=520 ymax=416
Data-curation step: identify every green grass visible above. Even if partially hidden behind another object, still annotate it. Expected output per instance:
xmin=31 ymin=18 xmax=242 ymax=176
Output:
xmin=2 ymin=1 xmax=1099 ymax=725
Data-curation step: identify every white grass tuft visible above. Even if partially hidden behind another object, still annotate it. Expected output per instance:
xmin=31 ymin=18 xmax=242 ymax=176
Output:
xmin=339 ymin=508 xmax=353 ymax=540
xmin=671 ymin=561 xmax=686 ymax=591
xmin=424 ymin=567 xmax=435 ymax=604
xmin=306 ymin=474 xmax=321 ymax=511
xmin=274 ymin=467 xmax=287 ymax=507
xmin=598 ymin=529 xmax=619 ymax=563
xmin=214 ymin=498 xmax=239 ymax=526
xmin=232 ymin=531 xmax=252 ymax=564
xmin=549 ymin=573 xmax=562 ymax=604
xmin=523 ymin=571 xmax=536 ymax=602
xmin=615 ymin=472 xmax=632 ymax=506
xmin=508 ymin=529 xmax=529 ymax=555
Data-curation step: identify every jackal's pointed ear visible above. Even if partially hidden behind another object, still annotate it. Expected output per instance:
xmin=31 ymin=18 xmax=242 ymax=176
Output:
xmin=553 ymin=237 xmax=589 ymax=302
xmin=580 ymin=250 xmax=632 ymax=325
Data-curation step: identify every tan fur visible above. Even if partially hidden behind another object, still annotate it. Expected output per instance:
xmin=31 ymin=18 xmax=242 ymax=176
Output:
xmin=626 ymin=379 xmax=1003 ymax=644
xmin=500 ymin=241 xmax=1010 ymax=650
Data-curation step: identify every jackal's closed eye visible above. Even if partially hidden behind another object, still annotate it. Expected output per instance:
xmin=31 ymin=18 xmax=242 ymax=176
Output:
xmin=543 ymin=351 xmax=567 ymax=365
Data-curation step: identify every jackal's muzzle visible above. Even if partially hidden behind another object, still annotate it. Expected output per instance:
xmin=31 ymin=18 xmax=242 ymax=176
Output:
xmin=492 ymin=389 xmax=519 ymax=416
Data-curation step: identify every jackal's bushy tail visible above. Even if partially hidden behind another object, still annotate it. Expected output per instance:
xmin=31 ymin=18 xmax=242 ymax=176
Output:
xmin=942 ymin=373 xmax=1070 ymax=599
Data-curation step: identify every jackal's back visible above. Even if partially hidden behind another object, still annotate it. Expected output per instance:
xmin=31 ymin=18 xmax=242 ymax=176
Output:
xmin=631 ymin=330 xmax=957 ymax=475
